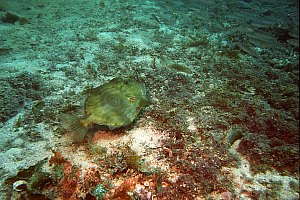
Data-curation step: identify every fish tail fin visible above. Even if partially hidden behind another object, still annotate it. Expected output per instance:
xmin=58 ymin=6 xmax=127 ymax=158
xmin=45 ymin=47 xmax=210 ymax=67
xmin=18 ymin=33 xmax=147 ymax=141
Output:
xmin=59 ymin=113 xmax=88 ymax=143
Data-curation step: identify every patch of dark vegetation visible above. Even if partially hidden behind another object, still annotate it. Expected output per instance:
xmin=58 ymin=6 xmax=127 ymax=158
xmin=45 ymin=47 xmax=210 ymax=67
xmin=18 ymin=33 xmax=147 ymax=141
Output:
xmin=1 ymin=11 xmax=30 ymax=24
xmin=89 ymin=145 xmax=144 ymax=175
xmin=186 ymin=38 xmax=210 ymax=48
xmin=147 ymin=74 xmax=238 ymax=197
xmin=156 ymin=129 xmax=237 ymax=198
xmin=0 ymin=72 xmax=46 ymax=123
xmin=194 ymin=54 xmax=299 ymax=176
xmin=132 ymin=67 xmax=236 ymax=197
xmin=144 ymin=37 xmax=298 ymax=193
xmin=237 ymin=133 xmax=299 ymax=175
xmin=0 ymin=47 xmax=12 ymax=56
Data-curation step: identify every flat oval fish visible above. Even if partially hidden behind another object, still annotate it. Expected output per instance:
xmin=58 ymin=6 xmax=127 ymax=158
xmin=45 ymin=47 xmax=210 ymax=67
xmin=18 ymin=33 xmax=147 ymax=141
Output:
xmin=60 ymin=77 xmax=148 ymax=143
xmin=81 ymin=77 xmax=148 ymax=129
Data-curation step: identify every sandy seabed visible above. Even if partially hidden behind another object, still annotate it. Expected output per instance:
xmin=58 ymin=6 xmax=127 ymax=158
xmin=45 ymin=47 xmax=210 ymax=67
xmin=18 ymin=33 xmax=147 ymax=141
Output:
xmin=0 ymin=0 xmax=299 ymax=199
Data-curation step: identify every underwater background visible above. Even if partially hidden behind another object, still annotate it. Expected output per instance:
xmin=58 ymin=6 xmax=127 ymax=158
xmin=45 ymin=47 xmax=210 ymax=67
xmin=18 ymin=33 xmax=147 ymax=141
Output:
xmin=0 ymin=0 xmax=299 ymax=199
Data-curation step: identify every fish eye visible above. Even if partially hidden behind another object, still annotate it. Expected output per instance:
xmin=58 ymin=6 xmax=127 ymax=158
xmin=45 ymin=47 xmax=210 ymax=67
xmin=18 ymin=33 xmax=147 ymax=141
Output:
xmin=130 ymin=97 xmax=136 ymax=103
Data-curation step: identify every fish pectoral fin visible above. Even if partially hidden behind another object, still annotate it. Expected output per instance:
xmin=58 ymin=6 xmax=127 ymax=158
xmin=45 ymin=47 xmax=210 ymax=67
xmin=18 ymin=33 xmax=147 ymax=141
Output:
xmin=59 ymin=113 xmax=88 ymax=143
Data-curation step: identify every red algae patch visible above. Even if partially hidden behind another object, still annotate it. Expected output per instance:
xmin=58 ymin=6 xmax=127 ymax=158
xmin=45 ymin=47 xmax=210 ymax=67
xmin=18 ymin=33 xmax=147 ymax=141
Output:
xmin=92 ymin=130 xmax=125 ymax=142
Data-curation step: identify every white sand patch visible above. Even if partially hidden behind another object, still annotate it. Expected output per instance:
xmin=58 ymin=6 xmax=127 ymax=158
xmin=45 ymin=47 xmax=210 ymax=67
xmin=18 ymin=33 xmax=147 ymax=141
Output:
xmin=98 ymin=32 xmax=118 ymax=43
xmin=92 ymin=126 xmax=165 ymax=156
xmin=159 ymin=25 xmax=174 ymax=35
xmin=59 ymin=145 xmax=98 ymax=169
xmin=186 ymin=116 xmax=197 ymax=132
xmin=0 ymin=140 xmax=52 ymax=180
xmin=0 ymin=60 xmax=49 ymax=76
xmin=128 ymin=127 xmax=164 ymax=154
xmin=57 ymin=126 xmax=165 ymax=172
xmin=125 ymin=34 xmax=151 ymax=50
xmin=132 ymin=55 xmax=153 ymax=64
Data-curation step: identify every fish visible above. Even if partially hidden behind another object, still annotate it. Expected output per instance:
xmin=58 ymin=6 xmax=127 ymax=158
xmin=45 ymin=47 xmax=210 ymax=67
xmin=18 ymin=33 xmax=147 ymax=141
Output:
xmin=60 ymin=77 xmax=149 ymax=142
